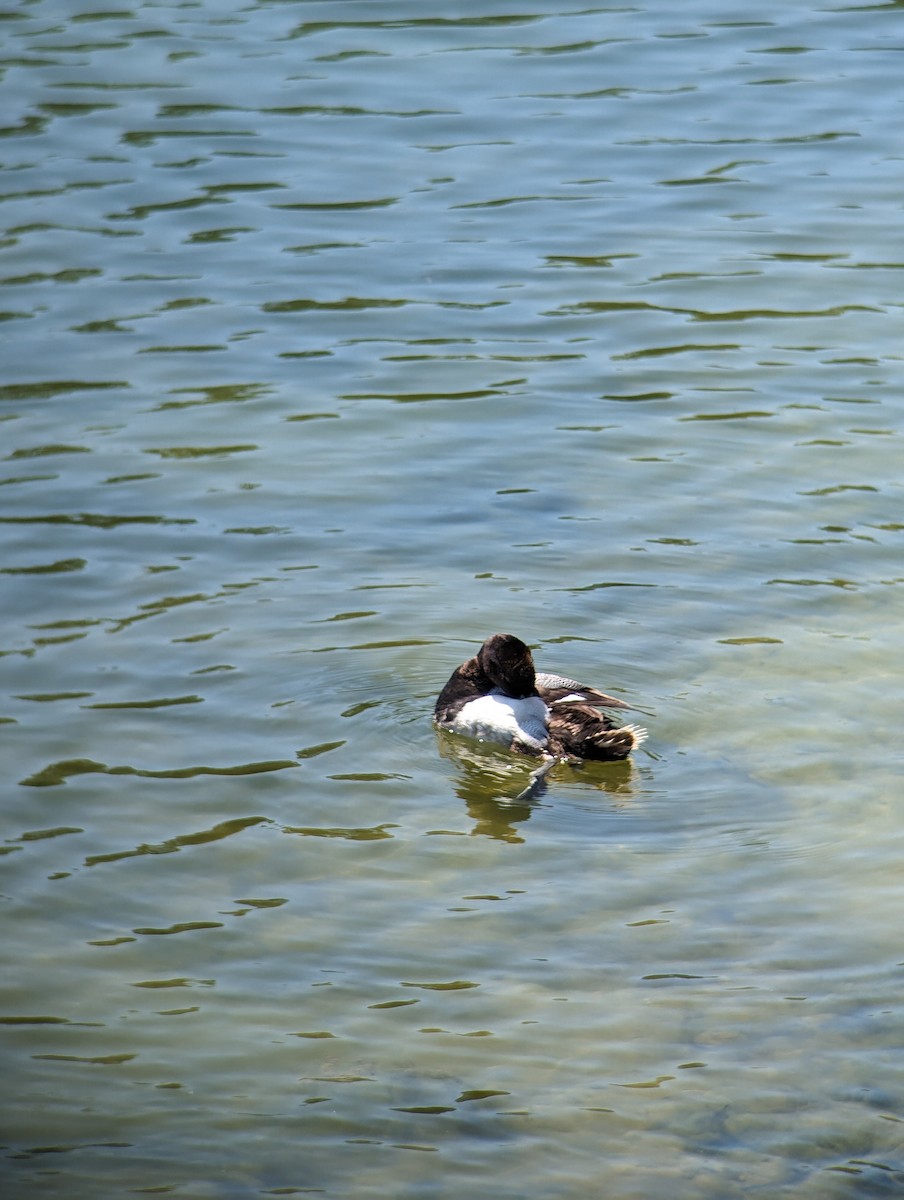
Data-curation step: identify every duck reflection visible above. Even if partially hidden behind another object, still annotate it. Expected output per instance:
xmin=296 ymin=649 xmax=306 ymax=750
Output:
xmin=435 ymin=729 xmax=637 ymax=842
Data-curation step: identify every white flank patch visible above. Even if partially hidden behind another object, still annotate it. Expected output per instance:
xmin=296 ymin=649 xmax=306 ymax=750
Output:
xmin=450 ymin=693 xmax=549 ymax=752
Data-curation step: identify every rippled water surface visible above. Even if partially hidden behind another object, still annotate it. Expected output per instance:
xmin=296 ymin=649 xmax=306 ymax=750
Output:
xmin=3 ymin=1 xmax=904 ymax=1196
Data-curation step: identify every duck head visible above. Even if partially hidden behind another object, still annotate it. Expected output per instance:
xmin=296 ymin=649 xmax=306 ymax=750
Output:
xmin=477 ymin=633 xmax=537 ymax=699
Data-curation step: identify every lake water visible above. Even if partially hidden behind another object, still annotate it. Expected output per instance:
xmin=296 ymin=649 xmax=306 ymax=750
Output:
xmin=2 ymin=1 xmax=904 ymax=1196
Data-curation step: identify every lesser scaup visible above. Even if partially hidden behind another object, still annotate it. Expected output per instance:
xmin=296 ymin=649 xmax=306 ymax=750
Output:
xmin=435 ymin=633 xmax=646 ymax=761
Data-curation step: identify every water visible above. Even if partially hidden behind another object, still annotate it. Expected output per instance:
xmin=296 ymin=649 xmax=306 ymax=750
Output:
xmin=2 ymin=1 xmax=904 ymax=1196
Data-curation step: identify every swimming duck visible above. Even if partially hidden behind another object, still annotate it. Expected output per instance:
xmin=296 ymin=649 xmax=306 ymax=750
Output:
xmin=434 ymin=633 xmax=646 ymax=761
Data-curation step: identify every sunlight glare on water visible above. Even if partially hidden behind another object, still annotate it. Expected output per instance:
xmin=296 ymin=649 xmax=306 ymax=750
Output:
xmin=2 ymin=1 xmax=904 ymax=1197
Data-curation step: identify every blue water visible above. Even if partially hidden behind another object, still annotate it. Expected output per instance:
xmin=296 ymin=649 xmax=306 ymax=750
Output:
xmin=2 ymin=2 xmax=904 ymax=1196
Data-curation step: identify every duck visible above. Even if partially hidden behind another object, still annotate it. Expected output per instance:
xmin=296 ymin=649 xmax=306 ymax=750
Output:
xmin=434 ymin=633 xmax=646 ymax=762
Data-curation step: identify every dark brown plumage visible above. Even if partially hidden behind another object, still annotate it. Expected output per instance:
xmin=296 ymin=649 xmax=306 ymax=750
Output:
xmin=543 ymin=703 xmax=640 ymax=760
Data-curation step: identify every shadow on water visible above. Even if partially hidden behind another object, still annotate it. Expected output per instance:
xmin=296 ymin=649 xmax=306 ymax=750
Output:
xmin=434 ymin=727 xmax=639 ymax=842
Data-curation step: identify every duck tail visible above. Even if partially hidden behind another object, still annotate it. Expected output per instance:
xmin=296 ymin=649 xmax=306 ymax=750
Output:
xmin=584 ymin=722 xmax=647 ymax=761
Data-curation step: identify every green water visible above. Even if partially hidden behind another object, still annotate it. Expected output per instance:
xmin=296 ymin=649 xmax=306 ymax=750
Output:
xmin=2 ymin=2 xmax=904 ymax=1196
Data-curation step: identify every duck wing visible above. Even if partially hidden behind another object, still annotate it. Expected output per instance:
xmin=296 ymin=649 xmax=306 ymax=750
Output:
xmin=535 ymin=671 xmax=633 ymax=710
xmin=547 ymin=705 xmax=647 ymax=761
